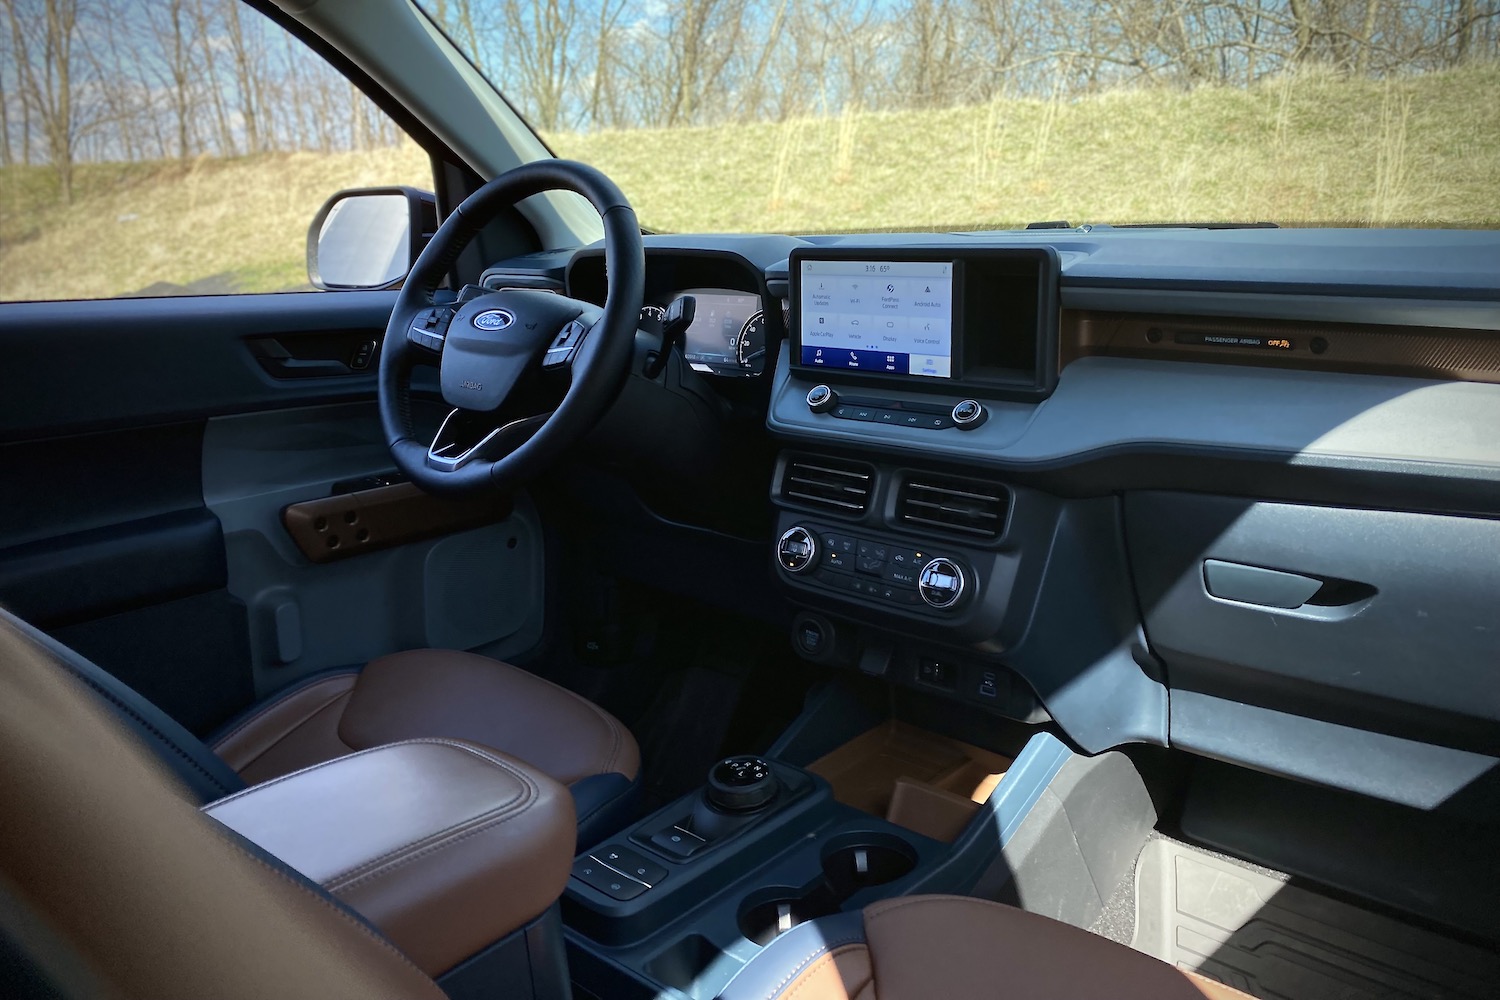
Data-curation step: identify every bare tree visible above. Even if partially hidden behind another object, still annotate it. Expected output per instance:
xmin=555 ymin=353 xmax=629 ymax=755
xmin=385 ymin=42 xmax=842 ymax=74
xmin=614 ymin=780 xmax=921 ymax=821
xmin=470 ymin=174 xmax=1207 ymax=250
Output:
xmin=499 ymin=0 xmax=582 ymax=131
xmin=3 ymin=0 xmax=85 ymax=201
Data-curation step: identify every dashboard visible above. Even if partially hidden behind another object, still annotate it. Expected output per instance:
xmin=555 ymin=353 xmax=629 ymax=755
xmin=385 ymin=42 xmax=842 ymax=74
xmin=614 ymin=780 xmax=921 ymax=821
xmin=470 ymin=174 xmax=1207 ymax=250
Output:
xmin=483 ymin=227 xmax=1500 ymax=814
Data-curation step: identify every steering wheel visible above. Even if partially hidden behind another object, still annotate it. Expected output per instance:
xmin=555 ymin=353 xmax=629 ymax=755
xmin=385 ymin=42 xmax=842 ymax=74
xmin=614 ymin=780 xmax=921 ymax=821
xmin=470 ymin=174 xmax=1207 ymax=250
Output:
xmin=378 ymin=160 xmax=644 ymax=495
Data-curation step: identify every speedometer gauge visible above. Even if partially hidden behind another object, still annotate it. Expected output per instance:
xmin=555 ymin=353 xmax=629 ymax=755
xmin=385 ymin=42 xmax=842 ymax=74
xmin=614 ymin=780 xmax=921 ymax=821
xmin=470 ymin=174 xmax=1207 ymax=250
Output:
xmin=736 ymin=311 xmax=766 ymax=369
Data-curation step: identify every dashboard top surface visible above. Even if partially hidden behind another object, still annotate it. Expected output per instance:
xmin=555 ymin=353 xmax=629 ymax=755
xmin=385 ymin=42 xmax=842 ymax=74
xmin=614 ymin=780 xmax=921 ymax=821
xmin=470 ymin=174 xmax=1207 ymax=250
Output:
xmin=487 ymin=229 xmax=1500 ymax=304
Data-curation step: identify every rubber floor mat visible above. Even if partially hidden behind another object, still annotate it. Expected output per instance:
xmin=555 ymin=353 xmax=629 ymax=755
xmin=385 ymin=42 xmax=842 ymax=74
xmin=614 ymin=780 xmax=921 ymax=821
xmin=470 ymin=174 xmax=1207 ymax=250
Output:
xmin=1131 ymin=837 xmax=1500 ymax=1000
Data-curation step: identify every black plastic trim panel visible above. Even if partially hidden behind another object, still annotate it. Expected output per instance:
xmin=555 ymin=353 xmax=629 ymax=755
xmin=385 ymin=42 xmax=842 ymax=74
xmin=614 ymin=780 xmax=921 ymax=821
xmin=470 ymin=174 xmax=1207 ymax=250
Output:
xmin=0 ymin=292 xmax=397 ymax=441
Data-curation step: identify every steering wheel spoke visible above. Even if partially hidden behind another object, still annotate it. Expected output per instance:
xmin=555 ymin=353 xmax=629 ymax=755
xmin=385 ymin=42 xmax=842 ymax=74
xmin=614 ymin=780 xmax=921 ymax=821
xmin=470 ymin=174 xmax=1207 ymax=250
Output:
xmin=427 ymin=409 xmax=552 ymax=472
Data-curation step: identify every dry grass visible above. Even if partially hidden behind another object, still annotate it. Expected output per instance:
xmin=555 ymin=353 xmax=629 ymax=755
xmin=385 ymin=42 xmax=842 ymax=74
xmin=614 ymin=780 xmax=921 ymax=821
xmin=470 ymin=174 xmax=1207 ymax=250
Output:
xmin=2 ymin=64 xmax=1496 ymax=302
xmin=0 ymin=141 xmax=431 ymax=301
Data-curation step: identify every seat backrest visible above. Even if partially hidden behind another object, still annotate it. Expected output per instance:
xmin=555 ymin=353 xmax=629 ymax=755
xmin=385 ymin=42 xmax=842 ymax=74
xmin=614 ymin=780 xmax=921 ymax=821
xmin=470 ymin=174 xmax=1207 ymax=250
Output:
xmin=0 ymin=611 xmax=446 ymax=1000
xmin=1 ymin=608 xmax=245 ymax=803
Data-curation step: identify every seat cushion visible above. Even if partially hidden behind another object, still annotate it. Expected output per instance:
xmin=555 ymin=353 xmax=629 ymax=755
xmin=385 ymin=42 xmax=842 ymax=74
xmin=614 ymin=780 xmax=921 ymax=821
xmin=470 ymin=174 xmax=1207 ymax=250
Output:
xmin=211 ymin=649 xmax=639 ymax=801
xmin=720 ymin=894 xmax=1256 ymax=1000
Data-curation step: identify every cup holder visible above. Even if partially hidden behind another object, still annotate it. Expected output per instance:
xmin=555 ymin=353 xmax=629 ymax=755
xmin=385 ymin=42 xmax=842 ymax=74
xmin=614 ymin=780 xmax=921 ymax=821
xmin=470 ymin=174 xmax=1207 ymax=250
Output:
xmin=737 ymin=885 xmax=841 ymax=946
xmin=821 ymin=832 xmax=917 ymax=898
xmin=737 ymin=832 xmax=918 ymax=946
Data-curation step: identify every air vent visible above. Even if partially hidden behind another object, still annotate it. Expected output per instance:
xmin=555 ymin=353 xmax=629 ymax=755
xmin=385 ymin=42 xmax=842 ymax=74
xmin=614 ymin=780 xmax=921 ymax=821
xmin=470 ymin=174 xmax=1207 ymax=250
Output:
xmin=896 ymin=475 xmax=1008 ymax=539
xmin=781 ymin=457 xmax=874 ymax=517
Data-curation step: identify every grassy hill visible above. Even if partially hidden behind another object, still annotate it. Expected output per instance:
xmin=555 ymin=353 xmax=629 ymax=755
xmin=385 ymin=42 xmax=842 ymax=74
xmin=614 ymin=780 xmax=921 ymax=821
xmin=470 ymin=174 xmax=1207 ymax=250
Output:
xmin=2 ymin=64 xmax=1497 ymax=301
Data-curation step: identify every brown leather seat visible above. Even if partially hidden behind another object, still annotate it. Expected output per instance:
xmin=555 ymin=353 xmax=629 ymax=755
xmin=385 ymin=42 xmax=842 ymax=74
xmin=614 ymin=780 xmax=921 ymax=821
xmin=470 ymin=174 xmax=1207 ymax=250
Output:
xmin=0 ymin=607 xmax=455 ymax=999
xmin=718 ymin=895 xmax=1258 ymax=1000
xmin=211 ymin=648 xmax=639 ymax=791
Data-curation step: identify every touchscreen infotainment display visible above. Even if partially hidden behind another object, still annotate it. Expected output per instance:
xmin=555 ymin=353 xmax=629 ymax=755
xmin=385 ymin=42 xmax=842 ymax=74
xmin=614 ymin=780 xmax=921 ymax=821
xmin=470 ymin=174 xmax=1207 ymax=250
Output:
xmin=799 ymin=259 xmax=955 ymax=378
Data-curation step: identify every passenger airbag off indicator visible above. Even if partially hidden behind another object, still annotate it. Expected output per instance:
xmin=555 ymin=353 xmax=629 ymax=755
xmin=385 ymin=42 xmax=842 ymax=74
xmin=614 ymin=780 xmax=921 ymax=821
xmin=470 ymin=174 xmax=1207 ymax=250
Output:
xmin=1173 ymin=331 xmax=1295 ymax=350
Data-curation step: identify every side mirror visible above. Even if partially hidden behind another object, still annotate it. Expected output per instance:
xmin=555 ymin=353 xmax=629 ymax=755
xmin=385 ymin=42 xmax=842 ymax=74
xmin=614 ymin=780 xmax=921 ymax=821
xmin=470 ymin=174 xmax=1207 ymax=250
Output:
xmin=307 ymin=187 xmax=437 ymax=290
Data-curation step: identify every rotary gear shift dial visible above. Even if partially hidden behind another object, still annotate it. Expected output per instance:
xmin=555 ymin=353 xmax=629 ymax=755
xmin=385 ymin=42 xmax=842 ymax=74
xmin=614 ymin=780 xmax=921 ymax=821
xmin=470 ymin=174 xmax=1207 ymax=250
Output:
xmin=706 ymin=755 xmax=779 ymax=813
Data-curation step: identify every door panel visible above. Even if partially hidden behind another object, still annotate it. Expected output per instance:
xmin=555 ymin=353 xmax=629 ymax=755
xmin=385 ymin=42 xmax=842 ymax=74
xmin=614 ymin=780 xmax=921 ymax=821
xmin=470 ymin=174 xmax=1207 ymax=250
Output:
xmin=0 ymin=292 xmax=396 ymax=441
xmin=202 ymin=402 xmax=544 ymax=696
xmin=0 ymin=293 xmax=545 ymax=733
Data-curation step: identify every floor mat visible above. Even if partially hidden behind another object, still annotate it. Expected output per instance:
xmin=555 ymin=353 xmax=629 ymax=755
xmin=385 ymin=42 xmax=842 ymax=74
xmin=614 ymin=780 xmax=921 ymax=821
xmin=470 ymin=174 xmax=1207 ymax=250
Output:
xmin=1131 ymin=836 xmax=1500 ymax=1000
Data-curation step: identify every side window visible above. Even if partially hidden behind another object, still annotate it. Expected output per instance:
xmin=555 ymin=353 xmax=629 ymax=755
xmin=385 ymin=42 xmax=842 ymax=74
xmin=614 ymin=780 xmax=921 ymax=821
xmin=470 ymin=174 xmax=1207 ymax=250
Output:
xmin=0 ymin=0 xmax=432 ymax=303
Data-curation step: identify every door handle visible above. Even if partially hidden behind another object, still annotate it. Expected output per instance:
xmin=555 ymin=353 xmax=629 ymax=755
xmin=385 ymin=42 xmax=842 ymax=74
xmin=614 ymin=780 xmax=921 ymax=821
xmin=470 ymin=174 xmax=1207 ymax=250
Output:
xmin=1204 ymin=560 xmax=1321 ymax=608
xmin=1203 ymin=559 xmax=1374 ymax=611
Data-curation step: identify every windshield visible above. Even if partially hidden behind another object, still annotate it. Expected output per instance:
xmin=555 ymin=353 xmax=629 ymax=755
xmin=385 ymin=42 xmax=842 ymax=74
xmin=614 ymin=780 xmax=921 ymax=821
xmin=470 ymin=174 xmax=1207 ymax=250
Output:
xmin=420 ymin=0 xmax=1498 ymax=233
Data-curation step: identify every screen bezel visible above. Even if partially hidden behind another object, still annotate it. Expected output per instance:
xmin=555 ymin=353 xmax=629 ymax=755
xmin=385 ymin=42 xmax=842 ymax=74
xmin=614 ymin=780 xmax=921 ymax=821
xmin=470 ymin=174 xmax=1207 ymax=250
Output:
xmin=789 ymin=245 xmax=1059 ymax=400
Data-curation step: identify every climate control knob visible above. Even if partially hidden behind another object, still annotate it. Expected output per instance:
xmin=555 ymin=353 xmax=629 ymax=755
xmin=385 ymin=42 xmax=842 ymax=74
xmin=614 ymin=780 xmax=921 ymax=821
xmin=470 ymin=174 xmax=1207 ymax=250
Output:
xmin=777 ymin=526 xmax=818 ymax=573
xmin=918 ymin=557 xmax=967 ymax=609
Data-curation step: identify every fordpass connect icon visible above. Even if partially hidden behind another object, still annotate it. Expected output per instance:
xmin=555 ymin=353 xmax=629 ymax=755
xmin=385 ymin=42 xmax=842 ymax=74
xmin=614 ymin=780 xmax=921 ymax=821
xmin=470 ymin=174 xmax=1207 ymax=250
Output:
xmin=472 ymin=309 xmax=515 ymax=331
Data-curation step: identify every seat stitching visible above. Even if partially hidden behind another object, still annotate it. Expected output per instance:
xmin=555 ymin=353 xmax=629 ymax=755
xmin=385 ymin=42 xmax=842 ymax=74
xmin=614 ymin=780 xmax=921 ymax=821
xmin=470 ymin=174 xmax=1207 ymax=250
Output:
xmin=322 ymin=742 xmax=537 ymax=886
xmin=327 ymin=746 xmax=547 ymax=891
xmin=207 ymin=736 xmax=490 ymax=806
xmin=211 ymin=673 xmax=358 ymax=750
xmin=19 ymin=629 xmax=236 ymax=796
xmin=751 ymin=933 xmax=868 ymax=1000
xmin=490 ymin=654 xmax=625 ymax=776
xmin=328 ymin=790 xmax=543 ymax=892
xmin=784 ymin=945 xmax=868 ymax=1000
xmin=324 ymin=785 xmax=533 ymax=886
xmin=204 ymin=825 xmax=433 ymax=983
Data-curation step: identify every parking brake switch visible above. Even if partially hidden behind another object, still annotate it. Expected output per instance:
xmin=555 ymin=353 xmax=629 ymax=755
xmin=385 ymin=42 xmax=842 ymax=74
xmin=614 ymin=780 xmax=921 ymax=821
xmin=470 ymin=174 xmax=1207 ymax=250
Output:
xmin=643 ymin=294 xmax=696 ymax=379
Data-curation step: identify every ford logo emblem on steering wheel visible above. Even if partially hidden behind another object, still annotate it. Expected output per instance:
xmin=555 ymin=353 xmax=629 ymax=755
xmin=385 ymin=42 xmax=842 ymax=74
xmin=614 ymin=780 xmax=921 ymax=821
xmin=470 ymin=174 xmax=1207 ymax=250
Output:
xmin=472 ymin=309 xmax=515 ymax=331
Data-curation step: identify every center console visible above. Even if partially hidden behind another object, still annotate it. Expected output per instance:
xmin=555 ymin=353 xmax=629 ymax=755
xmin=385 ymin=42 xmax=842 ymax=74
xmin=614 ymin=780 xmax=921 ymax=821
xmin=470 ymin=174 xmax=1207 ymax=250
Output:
xmin=563 ymin=754 xmax=947 ymax=999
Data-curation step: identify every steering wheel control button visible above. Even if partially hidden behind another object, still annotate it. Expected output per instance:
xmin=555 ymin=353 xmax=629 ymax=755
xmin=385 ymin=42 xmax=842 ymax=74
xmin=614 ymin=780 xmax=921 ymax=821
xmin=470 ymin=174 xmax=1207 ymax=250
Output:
xmin=952 ymin=399 xmax=987 ymax=429
xmin=543 ymin=319 xmax=589 ymax=369
xmin=407 ymin=307 xmax=451 ymax=352
xmin=777 ymin=527 xmax=818 ymax=573
xmin=919 ymin=558 xmax=967 ymax=609
xmin=806 ymin=384 xmax=837 ymax=412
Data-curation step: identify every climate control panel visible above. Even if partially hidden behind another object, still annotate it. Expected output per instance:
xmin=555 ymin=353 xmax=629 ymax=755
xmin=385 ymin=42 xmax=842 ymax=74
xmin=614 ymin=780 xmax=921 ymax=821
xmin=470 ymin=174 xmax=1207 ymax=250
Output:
xmin=776 ymin=523 xmax=971 ymax=612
